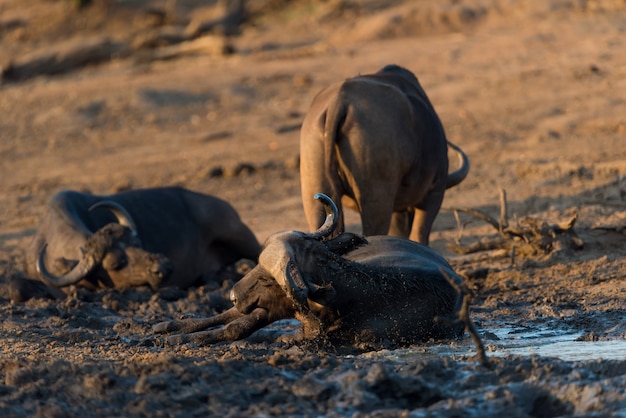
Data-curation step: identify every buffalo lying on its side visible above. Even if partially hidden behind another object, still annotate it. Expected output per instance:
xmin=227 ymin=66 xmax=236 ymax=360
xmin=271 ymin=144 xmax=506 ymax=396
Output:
xmin=24 ymin=186 xmax=261 ymax=293
xmin=300 ymin=64 xmax=470 ymax=245
xmin=154 ymin=194 xmax=464 ymax=349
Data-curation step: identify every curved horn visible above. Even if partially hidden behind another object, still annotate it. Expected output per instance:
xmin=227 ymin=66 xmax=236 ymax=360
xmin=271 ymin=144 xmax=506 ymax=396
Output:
xmin=308 ymin=193 xmax=339 ymax=240
xmin=36 ymin=244 xmax=97 ymax=288
xmin=89 ymin=200 xmax=138 ymax=238
xmin=446 ymin=141 xmax=470 ymax=189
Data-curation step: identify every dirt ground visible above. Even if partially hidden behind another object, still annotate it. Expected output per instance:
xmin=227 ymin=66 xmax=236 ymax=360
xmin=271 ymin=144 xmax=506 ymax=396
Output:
xmin=1 ymin=0 xmax=626 ymax=416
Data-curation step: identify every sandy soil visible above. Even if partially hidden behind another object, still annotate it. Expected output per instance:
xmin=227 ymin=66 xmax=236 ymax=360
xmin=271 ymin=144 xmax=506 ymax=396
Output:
xmin=1 ymin=0 xmax=626 ymax=416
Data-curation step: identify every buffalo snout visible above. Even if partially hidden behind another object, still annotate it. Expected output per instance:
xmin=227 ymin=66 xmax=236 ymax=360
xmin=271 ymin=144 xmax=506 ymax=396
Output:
xmin=230 ymin=266 xmax=297 ymax=323
xmin=106 ymin=247 xmax=174 ymax=289
xmin=146 ymin=253 xmax=174 ymax=290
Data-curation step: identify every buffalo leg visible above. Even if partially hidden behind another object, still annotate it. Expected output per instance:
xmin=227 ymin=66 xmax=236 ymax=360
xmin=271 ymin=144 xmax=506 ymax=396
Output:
xmin=166 ymin=308 xmax=269 ymax=345
xmin=153 ymin=307 xmax=243 ymax=334
xmin=359 ymin=198 xmax=394 ymax=237
xmin=411 ymin=190 xmax=445 ymax=245
xmin=389 ymin=210 xmax=414 ymax=238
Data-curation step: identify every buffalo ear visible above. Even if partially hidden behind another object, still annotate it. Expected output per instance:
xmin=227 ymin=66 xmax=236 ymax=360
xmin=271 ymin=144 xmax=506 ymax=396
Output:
xmin=324 ymin=233 xmax=368 ymax=256
xmin=283 ymin=260 xmax=309 ymax=304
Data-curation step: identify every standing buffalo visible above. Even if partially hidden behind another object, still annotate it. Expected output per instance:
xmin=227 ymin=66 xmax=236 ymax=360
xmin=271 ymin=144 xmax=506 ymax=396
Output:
xmin=24 ymin=186 xmax=261 ymax=291
xmin=154 ymin=194 xmax=464 ymax=349
xmin=300 ymin=64 xmax=470 ymax=245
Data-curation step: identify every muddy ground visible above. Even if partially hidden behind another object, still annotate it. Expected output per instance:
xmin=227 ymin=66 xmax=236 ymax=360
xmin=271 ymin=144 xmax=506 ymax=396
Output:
xmin=1 ymin=0 xmax=626 ymax=416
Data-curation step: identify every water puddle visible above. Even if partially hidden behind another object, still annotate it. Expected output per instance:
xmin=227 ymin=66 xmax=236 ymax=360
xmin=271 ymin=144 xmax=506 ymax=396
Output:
xmin=358 ymin=325 xmax=626 ymax=362
xmin=484 ymin=326 xmax=626 ymax=361
xmin=269 ymin=319 xmax=626 ymax=362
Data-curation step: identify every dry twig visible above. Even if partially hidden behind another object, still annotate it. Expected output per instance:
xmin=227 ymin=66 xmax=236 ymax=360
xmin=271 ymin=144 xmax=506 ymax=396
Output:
xmin=444 ymin=188 xmax=583 ymax=258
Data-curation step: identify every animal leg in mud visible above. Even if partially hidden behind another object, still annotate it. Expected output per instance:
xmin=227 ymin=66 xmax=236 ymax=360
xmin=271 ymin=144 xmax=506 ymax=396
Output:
xmin=163 ymin=308 xmax=269 ymax=346
xmin=153 ymin=307 xmax=243 ymax=334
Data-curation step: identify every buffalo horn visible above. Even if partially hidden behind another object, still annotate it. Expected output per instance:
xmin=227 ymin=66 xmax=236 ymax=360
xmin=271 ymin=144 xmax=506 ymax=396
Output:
xmin=308 ymin=193 xmax=338 ymax=240
xmin=36 ymin=244 xmax=97 ymax=288
xmin=89 ymin=200 xmax=139 ymax=238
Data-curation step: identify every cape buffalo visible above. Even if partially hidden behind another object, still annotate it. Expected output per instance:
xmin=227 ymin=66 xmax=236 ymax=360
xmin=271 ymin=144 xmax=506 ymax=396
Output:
xmin=154 ymin=194 xmax=464 ymax=349
xmin=300 ymin=64 xmax=470 ymax=245
xmin=25 ymin=186 xmax=261 ymax=292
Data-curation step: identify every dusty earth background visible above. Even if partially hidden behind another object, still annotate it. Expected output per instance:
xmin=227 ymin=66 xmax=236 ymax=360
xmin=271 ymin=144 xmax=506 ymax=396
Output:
xmin=1 ymin=0 xmax=626 ymax=416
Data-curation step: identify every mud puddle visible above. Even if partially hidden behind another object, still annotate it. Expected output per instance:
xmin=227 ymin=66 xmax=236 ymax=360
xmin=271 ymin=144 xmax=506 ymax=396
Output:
xmin=485 ymin=326 xmax=626 ymax=361
xmin=356 ymin=324 xmax=626 ymax=363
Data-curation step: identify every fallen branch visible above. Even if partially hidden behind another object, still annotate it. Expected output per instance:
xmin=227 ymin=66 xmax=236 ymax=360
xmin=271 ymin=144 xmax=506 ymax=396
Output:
xmin=444 ymin=188 xmax=583 ymax=258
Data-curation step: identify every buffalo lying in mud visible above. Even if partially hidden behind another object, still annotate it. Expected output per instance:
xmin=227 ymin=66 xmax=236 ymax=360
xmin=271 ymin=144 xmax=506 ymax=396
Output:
xmin=22 ymin=187 xmax=261 ymax=295
xmin=300 ymin=64 xmax=470 ymax=245
xmin=154 ymin=194 xmax=464 ymax=349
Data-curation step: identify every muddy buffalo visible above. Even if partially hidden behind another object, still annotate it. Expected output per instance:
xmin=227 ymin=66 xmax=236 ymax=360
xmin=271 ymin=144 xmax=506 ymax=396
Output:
xmin=154 ymin=194 xmax=464 ymax=349
xmin=300 ymin=64 xmax=470 ymax=245
xmin=24 ymin=186 xmax=261 ymax=293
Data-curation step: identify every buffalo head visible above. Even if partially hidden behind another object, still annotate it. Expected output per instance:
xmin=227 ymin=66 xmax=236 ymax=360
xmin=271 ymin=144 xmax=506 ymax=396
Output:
xmin=229 ymin=193 xmax=338 ymax=316
xmin=37 ymin=200 xmax=173 ymax=290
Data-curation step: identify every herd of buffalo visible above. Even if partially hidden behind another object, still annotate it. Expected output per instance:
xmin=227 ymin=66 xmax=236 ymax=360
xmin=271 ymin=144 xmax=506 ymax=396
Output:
xmin=12 ymin=64 xmax=472 ymax=350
